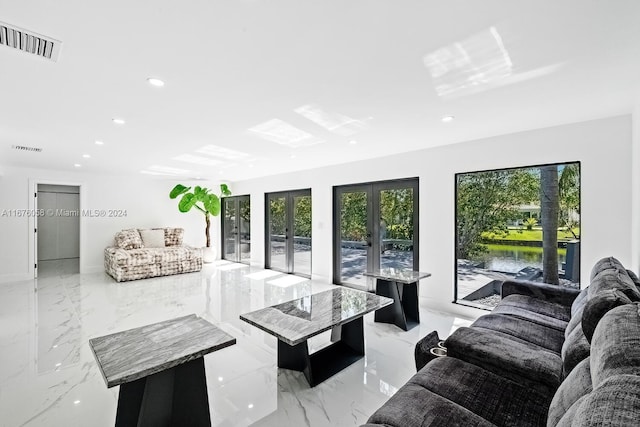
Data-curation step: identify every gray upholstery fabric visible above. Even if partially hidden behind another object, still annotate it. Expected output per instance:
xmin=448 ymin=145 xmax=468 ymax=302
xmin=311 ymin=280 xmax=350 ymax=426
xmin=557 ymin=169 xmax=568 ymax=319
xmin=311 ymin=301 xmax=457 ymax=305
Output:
xmin=590 ymin=303 xmax=640 ymax=386
xmin=561 ymin=322 xmax=590 ymax=376
xmin=366 ymin=357 xmax=551 ymax=427
xmin=471 ymin=314 xmax=564 ymax=353
xmin=564 ymin=303 xmax=584 ymax=337
xmin=445 ymin=327 xmax=562 ymax=395
xmin=560 ymin=375 xmax=640 ymax=427
xmin=501 ymin=280 xmax=580 ymax=307
xmin=414 ymin=331 xmax=441 ymax=371
xmin=581 ymin=289 xmax=633 ymax=342
xmin=625 ymin=269 xmax=640 ymax=288
xmin=570 ymin=287 xmax=589 ymax=317
xmin=498 ymin=294 xmax=571 ymax=321
xmin=547 ymin=358 xmax=592 ymax=427
xmin=588 ymin=269 xmax=640 ymax=301
xmin=589 ymin=256 xmax=627 ymax=281
xmin=492 ymin=303 xmax=568 ymax=331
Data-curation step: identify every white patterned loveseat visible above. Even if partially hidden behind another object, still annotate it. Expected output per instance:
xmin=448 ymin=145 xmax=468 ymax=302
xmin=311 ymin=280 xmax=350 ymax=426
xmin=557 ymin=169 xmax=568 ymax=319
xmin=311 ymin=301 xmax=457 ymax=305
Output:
xmin=104 ymin=228 xmax=202 ymax=282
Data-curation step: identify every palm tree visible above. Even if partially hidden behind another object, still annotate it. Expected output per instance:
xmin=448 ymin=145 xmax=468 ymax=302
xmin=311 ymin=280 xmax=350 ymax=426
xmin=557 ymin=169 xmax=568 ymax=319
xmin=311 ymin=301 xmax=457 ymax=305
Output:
xmin=540 ymin=165 xmax=559 ymax=284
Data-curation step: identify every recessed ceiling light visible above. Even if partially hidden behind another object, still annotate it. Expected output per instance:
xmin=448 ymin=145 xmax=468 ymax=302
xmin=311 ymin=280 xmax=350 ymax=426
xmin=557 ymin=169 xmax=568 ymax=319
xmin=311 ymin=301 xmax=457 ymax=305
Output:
xmin=95 ymin=140 xmax=104 ymax=145
xmin=112 ymin=118 xmax=125 ymax=125
xmin=218 ymin=171 xmax=224 ymax=175
xmin=73 ymin=164 xmax=81 ymax=168
xmin=73 ymin=400 xmax=80 ymax=405
xmin=147 ymin=77 xmax=165 ymax=87
xmin=248 ymin=164 xmax=254 ymax=168
xmin=82 ymin=154 xmax=90 ymax=158
xmin=349 ymin=140 xmax=358 ymax=145
xmin=441 ymin=115 xmax=455 ymax=123
xmin=290 ymin=154 xmax=296 ymax=159
xmin=248 ymin=404 xmax=254 ymax=409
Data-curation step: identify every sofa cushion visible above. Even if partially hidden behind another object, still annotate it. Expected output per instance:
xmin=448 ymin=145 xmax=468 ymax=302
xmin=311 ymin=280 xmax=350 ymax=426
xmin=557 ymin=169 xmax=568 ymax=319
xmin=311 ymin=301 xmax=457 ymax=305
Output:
xmin=139 ymin=229 xmax=165 ymax=248
xmin=547 ymin=357 xmax=592 ymax=427
xmin=570 ymin=287 xmax=589 ymax=317
xmin=590 ymin=303 xmax=640 ymax=387
xmin=589 ymin=256 xmax=626 ymax=281
xmin=556 ymin=375 xmax=640 ymax=427
xmin=114 ymin=229 xmax=144 ymax=249
xmin=561 ymin=323 xmax=590 ymax=376
xmin=588 ymin=269 xmax=640 ymax=302
xmin=581 ymin=289 xmax=633 ymax=343
xmin=498 ymin=294 xmax=571 ymax=322
xmin=471 ymin=314 xmax=564 ymax=353
xmin=164 ymin=228 xmax=184 ymax=246
xmin=445 ymin=327 xmax=562 ymax=395
xmin=492 ymin=302 xmax=569 ymax=332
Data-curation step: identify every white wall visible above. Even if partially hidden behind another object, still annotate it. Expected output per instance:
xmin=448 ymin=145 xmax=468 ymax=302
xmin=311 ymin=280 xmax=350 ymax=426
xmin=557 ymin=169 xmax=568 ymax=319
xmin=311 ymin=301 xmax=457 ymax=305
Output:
xmin=233 ymin=115 xmax=633 ymax=318
xmin=632 ymin=105 xmax=640 ymax=273
xmin=0 ymin=167 xmax=224 ymax=282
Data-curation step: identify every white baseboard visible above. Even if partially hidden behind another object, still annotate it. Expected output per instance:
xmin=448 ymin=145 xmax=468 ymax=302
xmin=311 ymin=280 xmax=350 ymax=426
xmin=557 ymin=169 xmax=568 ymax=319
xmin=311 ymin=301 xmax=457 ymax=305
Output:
xmin=0 ymin=273 xmax=33 ymax=284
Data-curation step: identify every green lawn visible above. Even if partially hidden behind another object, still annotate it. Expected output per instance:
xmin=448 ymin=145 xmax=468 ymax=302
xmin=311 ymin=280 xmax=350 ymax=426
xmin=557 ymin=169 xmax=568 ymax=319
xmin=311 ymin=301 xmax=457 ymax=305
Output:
xmin=482 ymin=227 xmax=580 ymax=242
xmin=484 ymin=243 xmax=567 ymax=256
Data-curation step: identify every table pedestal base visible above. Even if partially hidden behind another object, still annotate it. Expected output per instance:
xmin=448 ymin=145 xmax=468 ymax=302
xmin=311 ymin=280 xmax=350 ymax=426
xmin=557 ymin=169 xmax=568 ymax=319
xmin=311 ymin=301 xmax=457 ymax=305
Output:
xmin=374 ymin=279 xmax=420 ymax=331
xmin=277 ymin=317 xmax=364 ymax=387
xmin=115 ymin=357 xmax=211 ymax=427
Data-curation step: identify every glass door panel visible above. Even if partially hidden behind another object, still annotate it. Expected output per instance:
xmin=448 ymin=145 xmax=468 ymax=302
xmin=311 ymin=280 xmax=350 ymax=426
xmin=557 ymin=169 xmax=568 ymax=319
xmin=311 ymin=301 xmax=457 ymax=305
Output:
xmin=293 ymin=194 xmax=312 ymax=277
xmin=222 ymin=196 xmax=251 ymax=264
xmin=223 ymin=198 xmax=237 ymax=261
xmin=338 ymin=189 xmax=371 ymax=288
xmin=379 ymin=188 xmax=414 ymax=270
xmin=238 ymin=197 xmax=251 ymax=262
xmin=268 ymin=195 xmax=287 ymax=272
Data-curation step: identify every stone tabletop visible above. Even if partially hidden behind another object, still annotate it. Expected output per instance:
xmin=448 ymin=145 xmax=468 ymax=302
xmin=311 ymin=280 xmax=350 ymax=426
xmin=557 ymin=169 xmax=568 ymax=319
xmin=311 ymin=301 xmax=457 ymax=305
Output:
xmin=364 ymin=268 xmax=432 ymax=284
xmin=239 ymin=287 xmax=393 ymax=346
xmin=89 ymin=314 xmax=236 ymax=388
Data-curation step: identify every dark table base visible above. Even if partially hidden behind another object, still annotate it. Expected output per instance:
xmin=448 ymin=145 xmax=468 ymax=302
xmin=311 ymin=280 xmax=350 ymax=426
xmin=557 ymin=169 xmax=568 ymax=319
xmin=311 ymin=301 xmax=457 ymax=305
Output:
xmin=115 ymin=357 xmax=211 ymax=427
xmin=374 ymin=279 xmax=420 ymax=331
xmin=277 ymin=316 xmax=365 ymax=387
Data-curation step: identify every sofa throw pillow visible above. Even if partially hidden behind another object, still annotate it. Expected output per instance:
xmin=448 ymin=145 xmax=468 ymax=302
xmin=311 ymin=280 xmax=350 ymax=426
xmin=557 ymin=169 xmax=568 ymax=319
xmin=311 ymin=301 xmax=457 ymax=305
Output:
xmin=164 ymin=228 xmax=184 ymax=246
xmin=114 ymin=229 xmax=144 ymax=249
xmin=139 ymin=229 xmax=165 ymax=248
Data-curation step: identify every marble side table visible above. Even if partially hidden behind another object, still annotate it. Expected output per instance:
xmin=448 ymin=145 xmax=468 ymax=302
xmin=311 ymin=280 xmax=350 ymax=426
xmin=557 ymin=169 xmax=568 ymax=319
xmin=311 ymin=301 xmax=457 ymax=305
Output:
xmin=240 ymin=287 xmax=392 ymax=387
xmin=89 ymin=314 xmax=236 ymax=427
xmin=365 ymin=268 xmax=431 ymax=331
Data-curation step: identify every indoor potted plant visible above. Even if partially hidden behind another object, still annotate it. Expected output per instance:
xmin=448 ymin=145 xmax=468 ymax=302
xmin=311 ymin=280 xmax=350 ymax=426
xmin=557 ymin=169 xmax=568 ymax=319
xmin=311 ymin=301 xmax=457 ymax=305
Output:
xmin=170 ymin=183 xmax=231 ymax=263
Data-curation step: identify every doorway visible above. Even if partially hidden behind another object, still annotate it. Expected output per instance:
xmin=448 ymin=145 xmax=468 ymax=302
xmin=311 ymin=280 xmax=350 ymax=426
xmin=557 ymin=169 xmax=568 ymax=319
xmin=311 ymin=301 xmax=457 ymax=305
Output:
xmin=265 ymin=189 xmax=312 ymax=277
xmin=333 ymin=178 xmax=419 ymax=289
xmin=36 ymin=184 xmax=80 ymax=277
xmin=221 ymin=195 xmax=251 ymax=264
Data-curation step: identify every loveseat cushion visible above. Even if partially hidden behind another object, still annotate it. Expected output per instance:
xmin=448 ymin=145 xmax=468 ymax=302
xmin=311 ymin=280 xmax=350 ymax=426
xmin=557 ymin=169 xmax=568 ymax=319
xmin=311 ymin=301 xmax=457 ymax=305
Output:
xmin=547 ymin=357 xmax=592 ymax=427
xmin=107 ymin=247 xmax=201 ymax=267
xmin=114 ymin=229 xmax=144 ymax=249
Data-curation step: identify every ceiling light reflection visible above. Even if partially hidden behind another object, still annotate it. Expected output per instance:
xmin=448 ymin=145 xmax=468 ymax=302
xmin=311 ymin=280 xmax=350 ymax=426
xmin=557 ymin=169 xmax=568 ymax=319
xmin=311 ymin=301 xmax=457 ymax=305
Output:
xmin=248 ymin=119 xmax=323 ymax=148
xmin=294 ymin=104 xmax=368 ymax=136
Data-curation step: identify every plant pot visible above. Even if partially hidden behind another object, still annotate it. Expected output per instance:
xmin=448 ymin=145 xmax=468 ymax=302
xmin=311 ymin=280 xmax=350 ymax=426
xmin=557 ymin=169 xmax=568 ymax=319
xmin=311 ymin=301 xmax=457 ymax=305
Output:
xmin=203 ymin=246 xmax=217 ymax=263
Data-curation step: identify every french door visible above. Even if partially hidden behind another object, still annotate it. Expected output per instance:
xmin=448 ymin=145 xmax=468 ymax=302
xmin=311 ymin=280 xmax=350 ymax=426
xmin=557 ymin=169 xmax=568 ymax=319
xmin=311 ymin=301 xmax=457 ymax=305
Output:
xmin=221 ymin=195 xmax=251 ymax=264
xmin=333 ymin=179 xmax=418 ymax=289
xmin=265 ymin=189 xmax=312 ymax=277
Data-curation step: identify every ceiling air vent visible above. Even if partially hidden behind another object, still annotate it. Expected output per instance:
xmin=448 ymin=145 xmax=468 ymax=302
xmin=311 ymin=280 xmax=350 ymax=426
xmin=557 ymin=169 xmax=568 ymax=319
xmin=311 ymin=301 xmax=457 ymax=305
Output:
xmin=0 ymin=21 xmax=61 ymax=62
xmin=12 ymin=145 xmax=43 ymax=153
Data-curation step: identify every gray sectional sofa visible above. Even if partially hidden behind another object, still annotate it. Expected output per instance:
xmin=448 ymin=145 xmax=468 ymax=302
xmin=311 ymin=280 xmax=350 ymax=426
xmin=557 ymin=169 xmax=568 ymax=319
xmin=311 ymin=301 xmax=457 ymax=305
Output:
xmin=364 ymin=257 xmax=640 ymax=426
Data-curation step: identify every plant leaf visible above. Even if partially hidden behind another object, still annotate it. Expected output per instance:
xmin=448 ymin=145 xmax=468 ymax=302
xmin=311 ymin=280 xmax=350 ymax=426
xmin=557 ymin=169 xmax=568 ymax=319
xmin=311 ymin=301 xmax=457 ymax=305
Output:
xmin=204 ymin=194 xmax=221 ymax=216
xmin=178 ymin=193 xmax=197 ymax=213
xmin=220 ymin=183 xmax=232 ymax=196
xmin=170 ymin=184 xmax=190 ymax=199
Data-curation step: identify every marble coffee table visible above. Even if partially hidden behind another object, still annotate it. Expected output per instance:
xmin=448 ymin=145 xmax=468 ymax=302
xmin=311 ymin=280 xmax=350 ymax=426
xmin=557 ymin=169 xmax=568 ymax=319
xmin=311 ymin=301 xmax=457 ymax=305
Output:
xmin=365 ymin=268 xmax=431 ymax=331
xmin=89 ymin=314 xmax=235 ymax=427
xmin=240 ymin=287 xmax=392 ymax=387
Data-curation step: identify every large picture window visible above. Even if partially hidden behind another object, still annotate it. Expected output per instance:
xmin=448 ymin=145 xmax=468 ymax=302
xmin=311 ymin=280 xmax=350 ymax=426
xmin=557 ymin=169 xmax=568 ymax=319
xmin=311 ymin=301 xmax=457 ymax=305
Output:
xmin=455 ymin=162 xmax=580 ymax=309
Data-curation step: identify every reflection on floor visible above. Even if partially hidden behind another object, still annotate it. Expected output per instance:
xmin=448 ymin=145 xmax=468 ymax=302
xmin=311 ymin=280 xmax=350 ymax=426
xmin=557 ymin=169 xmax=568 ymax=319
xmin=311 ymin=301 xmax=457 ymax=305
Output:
xmin=37 ymin=258 xmax=79 ymax=278
xmin=0 ymin=260 xmax=475 ymax=427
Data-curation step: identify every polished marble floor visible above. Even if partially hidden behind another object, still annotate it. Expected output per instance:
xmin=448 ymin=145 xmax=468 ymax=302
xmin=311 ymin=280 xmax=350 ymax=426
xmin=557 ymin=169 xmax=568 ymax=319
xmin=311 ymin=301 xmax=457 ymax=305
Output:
xmin=0 ymin=260 xmax=475 ymax=427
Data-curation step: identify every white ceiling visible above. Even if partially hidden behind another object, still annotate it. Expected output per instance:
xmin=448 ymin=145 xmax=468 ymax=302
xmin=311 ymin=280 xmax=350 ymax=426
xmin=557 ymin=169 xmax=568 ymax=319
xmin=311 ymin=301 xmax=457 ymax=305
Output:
xmin=2 ymin=0 xmax=640 ymax=182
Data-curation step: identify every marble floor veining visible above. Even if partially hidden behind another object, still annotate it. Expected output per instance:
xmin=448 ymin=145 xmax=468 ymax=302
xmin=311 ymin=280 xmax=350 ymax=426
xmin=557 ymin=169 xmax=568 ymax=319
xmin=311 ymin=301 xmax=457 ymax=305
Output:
xmin=0 ymin=261 xmax=474 ymax=427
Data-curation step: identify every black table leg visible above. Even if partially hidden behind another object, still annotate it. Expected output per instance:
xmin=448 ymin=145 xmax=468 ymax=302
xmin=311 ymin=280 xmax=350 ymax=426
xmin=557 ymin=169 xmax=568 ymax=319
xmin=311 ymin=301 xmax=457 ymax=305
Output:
xmin=375 ymin=279 xmax=419 ymax=331
xmin=277 ymin=317 xmax=365 ymax=387
xmin=115 ymin=357 xmax=211 ymax=427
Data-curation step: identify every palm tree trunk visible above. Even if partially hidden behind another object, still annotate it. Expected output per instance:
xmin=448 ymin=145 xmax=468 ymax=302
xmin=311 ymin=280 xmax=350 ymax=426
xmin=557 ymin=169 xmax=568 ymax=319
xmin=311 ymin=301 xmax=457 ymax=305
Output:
xmin=540 ymin=165 xmax=559 ymax=284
